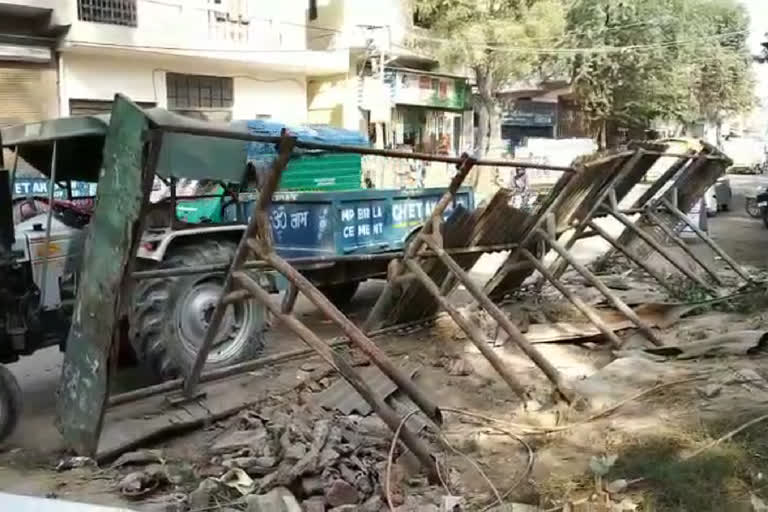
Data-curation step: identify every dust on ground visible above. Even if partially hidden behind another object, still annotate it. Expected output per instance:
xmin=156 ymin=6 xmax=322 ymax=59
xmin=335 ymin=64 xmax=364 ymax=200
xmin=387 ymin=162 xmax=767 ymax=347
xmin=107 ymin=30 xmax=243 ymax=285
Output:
xmin=2 ymin=183 xmax=768 ymax=511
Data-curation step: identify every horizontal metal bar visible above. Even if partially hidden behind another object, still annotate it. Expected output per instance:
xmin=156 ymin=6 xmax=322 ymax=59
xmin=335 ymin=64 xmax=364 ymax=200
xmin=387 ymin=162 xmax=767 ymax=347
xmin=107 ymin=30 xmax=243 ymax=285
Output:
xmin=131 ymin=242 xmax=522 ymax=280
xmin=640 ymin=151 xmax=728 ymax=161
xmin=108 ymin=310 xmax=449 ymax=407
xmin=148 ymin=125 xmax=577 ymax=172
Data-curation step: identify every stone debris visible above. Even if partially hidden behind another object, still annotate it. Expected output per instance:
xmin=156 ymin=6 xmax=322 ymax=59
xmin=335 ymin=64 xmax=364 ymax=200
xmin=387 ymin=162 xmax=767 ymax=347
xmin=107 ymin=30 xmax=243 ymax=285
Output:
xmin=55 ymin=456 xmax=97 ymax=471
xmin=245 ymin=486 xmax=302 ymax=512
xmin=137 ymin=403 xmax=418 ymax=511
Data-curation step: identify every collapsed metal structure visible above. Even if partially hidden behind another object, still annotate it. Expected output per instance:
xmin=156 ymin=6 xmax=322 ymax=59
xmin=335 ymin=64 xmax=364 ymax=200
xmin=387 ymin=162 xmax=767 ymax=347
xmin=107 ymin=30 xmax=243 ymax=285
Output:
xmin=58 ymin=98 xmax=742 ymax=470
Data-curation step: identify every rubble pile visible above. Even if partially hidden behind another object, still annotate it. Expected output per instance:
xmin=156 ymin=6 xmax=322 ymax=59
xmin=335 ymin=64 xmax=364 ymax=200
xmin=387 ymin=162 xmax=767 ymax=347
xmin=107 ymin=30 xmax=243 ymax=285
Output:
xmin=186 ymin=403 xmax=424 ymax=511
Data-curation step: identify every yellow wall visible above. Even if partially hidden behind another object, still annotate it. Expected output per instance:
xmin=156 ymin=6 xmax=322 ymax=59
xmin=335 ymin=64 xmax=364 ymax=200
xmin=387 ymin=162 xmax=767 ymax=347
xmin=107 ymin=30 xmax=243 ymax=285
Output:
xmin=307 ymin=73 xmax=365 ymax=130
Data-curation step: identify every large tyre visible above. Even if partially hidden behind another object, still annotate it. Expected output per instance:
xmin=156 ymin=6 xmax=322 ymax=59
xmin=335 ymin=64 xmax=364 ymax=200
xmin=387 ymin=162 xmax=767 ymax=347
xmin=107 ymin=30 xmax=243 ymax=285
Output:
xmin=318 ymin=281 xmax=361 ymax=307
xmin=0 ymin=365 xmax=21 ymax=443
xmin=130 ymin=240 xmax=267 ymax=380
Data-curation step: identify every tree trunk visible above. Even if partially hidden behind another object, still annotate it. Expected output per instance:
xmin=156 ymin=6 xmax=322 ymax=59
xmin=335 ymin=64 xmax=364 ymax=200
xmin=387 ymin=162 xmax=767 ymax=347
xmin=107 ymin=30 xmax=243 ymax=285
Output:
xmin=598 ymin=119 xmax=607 ymax=150
xmin=715 ymin=119 xmax=723 ymax=150
xmin=470 ymin=100 xmax=489 ymax=187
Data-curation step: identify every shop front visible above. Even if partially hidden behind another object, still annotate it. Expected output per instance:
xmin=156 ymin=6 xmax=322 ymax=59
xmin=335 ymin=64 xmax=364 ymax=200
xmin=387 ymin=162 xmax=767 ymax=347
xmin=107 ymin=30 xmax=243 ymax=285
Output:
xmin=389 ymin=69 xmax=470 ymax=155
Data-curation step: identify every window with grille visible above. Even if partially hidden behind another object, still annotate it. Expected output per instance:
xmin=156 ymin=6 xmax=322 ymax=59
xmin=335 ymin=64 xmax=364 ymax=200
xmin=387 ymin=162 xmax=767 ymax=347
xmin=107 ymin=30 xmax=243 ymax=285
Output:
xmin=166 ymin=73 xmax=234 ymax=112
xmin=78 ymin=0 xmax=137 ymax=27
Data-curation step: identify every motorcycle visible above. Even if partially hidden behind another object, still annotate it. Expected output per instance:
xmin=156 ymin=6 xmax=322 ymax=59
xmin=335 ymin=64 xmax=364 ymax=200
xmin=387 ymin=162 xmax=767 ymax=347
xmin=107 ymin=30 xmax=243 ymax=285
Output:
xmin=747 ymin=185 xmax=768 ymax=219
xmin=756 ymin=189 xmax=768 ymax=228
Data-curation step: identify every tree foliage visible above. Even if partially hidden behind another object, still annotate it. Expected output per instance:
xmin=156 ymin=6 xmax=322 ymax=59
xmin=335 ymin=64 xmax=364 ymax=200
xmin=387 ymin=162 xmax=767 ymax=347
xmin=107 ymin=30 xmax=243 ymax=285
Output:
xmin=565 ymin=0 xmax=754 ymax=143
xmin=410 ymin=0 xmax=755 ymax=149
xmin=410 ymin=0 xmax=567 ymax=155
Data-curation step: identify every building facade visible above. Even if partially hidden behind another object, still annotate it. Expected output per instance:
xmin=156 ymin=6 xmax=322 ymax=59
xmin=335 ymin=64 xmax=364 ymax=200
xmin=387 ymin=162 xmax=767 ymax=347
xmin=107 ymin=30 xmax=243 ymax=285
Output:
xmin=307 ymin=0 xmax=472 ymax=156
xmin=1 ymin=0 xmax=348 ymax=127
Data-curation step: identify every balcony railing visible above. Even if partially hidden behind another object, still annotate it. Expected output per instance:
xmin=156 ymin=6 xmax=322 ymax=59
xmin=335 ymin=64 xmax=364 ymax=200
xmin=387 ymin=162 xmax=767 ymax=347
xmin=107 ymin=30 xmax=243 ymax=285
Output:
xmin=71 ymin=0 xmax=307 ymax=52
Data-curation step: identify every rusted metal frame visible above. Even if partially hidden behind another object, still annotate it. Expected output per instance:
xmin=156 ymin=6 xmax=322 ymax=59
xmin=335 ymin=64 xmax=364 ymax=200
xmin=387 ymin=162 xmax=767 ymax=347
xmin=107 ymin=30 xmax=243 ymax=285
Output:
xmin=547 ymin=150 xmax=647 ymax=281
xmin=630 ymin=154 xmax=701 ymax=210
xmin=660 ymin=197 xmax=752 ymax=282
xmin=149 ymin=119 xmax=577 ymax=173
xmin=604 ymin=207 xmax=717 ymax=294
xmin=232 ymin=271 xmax=438 ymax=481
xmin=131 ymin=241 xmax=523 ymax=281
xmin=643 ymin=209 xmax=724 ymax=285
xmin=109 ymin=314 xmax=445 ymax=407
xmin=482 ymin=170 xmax=582 ymax=296
xmin=280 ymin=284 xmax=299 ymax=314
xmin=419 ymin=234 xmax=576 ymax=402
xmin=520 ymin=249 xmax=623 ymax=349
xmin=593 ymin=154 xmax=698 ymax=269
xmin=223 ymin=289 xmax=252 ymax=305
xmin=639 ymin=151 xmax=727 ymax=161
xmin=536 ymin=229 xmax=665 ymax=346
xmin=585 ymin=220 xmax=678 ymax=296
xmin=363 ymin=156 xmax=477 ymax=333
xmin=402 ymin=258 xmax=528 ymax=399
xmin=258 ymin=246 xmax=442 ymax=424
xmin=182 ymin=133 xmax=298 ymax=397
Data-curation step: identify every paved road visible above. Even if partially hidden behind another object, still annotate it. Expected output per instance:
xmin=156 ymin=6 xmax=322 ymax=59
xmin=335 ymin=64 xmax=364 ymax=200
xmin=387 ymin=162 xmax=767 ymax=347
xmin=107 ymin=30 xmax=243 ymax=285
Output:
xmin=5 ymin=173 xmax=768 ymax=453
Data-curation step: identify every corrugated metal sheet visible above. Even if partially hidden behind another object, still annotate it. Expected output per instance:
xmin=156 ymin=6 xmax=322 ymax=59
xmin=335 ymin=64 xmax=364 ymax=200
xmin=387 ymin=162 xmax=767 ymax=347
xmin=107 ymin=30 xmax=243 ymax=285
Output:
xmin=612 ymin=144 xmax=731 ymax=262
xmin=317 ymin=361 xmax=421 ymax=415
xmin=384 ymin=189 xmax=539 ymax=324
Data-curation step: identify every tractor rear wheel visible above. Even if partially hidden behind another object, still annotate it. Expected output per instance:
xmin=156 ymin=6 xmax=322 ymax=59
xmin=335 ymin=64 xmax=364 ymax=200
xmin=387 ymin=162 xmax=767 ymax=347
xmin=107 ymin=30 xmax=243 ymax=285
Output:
xmin=0 ymin=365 xmax=21 ymax=443
xmin=130 ymin=240 xmax=267 ymax=380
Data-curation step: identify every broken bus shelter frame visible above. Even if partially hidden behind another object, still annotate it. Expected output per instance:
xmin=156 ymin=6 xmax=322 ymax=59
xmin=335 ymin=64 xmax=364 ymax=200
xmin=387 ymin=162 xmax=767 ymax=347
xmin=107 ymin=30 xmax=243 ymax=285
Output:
xmin=60 ymin=104 xmax=743 ymax=470
xmin=102 ymin=116 xmax=577 ymax=473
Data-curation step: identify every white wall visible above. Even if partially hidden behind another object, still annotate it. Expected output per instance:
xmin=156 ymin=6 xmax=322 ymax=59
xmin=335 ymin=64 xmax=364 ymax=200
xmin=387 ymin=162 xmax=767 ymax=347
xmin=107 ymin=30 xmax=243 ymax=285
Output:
xmin=232 ymin=75 xmax=307 ymax=123
xmin=56 ymin=0 xmax=307 ymax=51
xmin=309 ymin=0 xmax=411 ymax=50
xmin=60 ymin=53 xmax=308 ymax=124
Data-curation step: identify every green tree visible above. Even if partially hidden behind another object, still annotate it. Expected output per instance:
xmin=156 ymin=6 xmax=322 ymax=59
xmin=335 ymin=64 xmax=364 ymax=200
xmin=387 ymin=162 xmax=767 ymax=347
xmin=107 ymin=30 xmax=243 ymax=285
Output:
xmin=563 ymin=0 xmax=754 ymax=147
xmin=410 ymin=0 xmax=567 ymax=159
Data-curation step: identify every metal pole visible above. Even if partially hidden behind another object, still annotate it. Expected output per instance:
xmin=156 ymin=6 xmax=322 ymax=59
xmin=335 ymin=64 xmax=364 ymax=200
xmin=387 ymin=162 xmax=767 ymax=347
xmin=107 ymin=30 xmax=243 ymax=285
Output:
xmin=630 ymin=155 xmax=695 ymax=209
xmin=109 ymin=314 xmax=446 ymax=407
xmin=521 ymin=249 xmax=623 ymax=349
xmin=143 ymin=118 xmax=578 ymax=172
xmin=38 ymin=141 xmax=57 ymax=308
xmin=594 ymin=153 xmax=699 ymax=272
xmin=546 ymin=150 xmax=645 ymax=281
xmin=537 ymin=229 xmax=664 ymax=346
xmin=605 ymin=208 xmax=716 ymax=293
xmin=8 ymin=149 xmax=19 ymax=195
xmin=585 ymin=220 xmax=678 ymax=296
xmin=130 ymin=242 xmax=523 ymax=281
xmin=183 ymin=134 xmax=297 ymax=397
xmin=643 ymin=209 xmax=724 ymax=285
xmin=261 ymin=246 xmax=442 ymax=424
xmin=483 ymin=170 xmax=581 ymax=297
xmin=233 ymin=272 xmax=438 ymax=481
xmin=363 ymin=156 xmax=476 ymax=333
xmin=281 ymin=284 xmax=299 ymax=314
xmin=402 ymin=258 xmax=529 ymax=399
xmin=420 ymin=234 xmax=576 ymax=402
xmin=660 ymin=197 xmax=751 ymax=282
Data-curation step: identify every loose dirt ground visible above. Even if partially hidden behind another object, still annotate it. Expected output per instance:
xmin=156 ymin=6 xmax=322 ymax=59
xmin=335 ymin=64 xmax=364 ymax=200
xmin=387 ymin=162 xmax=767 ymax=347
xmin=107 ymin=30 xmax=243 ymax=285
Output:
xmin=2 ymin=177 xmax=768 ymax=511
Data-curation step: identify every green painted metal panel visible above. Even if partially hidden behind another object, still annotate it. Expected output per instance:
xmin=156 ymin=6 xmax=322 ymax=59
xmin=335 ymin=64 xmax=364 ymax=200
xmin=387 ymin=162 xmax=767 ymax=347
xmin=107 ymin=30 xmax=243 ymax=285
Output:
xmin=279 ymin=153 xmax=361 ymax=191
xmin=55 ymin=95 xmax=153 ymax=455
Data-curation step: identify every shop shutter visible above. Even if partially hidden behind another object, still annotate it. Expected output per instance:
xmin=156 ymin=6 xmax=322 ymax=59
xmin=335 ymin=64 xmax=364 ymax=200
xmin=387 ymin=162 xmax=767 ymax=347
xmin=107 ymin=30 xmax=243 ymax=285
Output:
xmin=0 ymin=66 xmax=46 ymax=127
xmin=69 ymin=99 xmax=156 ymax=116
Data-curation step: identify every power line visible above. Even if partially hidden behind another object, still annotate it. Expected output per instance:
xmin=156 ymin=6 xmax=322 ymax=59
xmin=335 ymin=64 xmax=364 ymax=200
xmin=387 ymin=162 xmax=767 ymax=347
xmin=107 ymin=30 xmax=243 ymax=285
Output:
xmin=409 ymin=29 xmax=750 ymax=55
xmin=62 ymin=39 xmax=353 ymax=54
